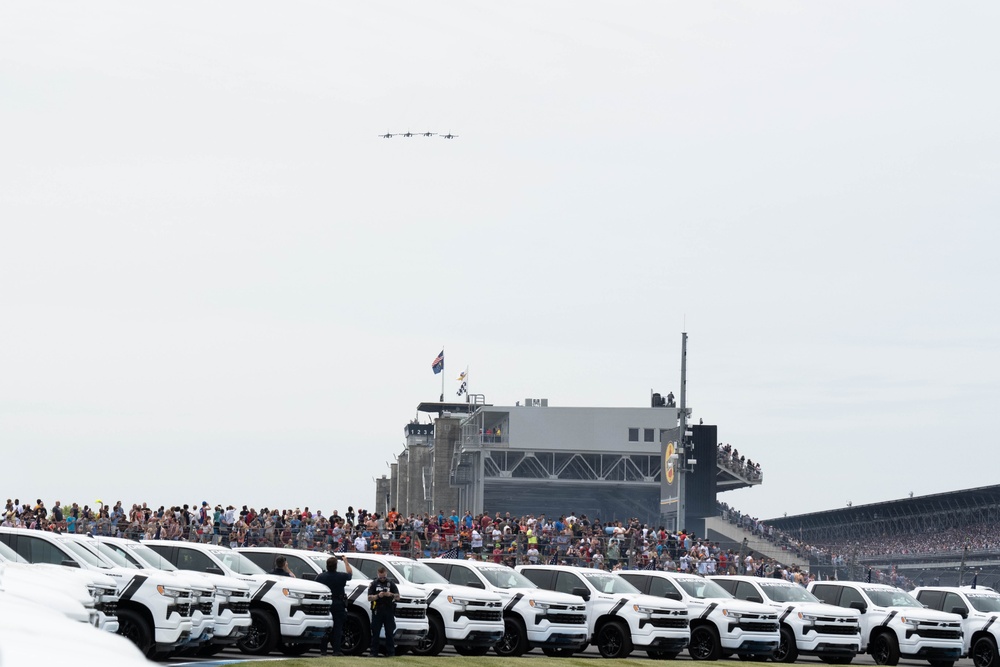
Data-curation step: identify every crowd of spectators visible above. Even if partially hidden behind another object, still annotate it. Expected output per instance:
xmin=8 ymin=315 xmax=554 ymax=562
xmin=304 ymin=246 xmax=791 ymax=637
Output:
xmin=6 ymin=497 xmax=814 ymax=582
xmin=717 ymin=443 xmax=762 ymax=481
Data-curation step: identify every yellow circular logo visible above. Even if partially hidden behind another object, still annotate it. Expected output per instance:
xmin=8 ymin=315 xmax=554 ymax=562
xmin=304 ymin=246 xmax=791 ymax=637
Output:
xmin=665 ymin=442 xmax=675 ymax=485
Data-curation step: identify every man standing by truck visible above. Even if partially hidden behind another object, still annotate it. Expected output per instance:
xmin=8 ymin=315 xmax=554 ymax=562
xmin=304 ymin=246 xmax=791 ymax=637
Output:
xmin=367 ymin=566 xmax=399 ymax=658
xmin=316 ymin=555 xmax=353 ymax=657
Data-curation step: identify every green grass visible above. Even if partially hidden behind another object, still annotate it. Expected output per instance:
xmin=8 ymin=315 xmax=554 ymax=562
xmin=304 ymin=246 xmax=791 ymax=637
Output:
xmin=276 ymin=658 xmax=727 ymax=667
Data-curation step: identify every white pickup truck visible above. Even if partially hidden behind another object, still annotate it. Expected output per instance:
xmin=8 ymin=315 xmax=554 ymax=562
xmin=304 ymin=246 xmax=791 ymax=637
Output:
xmin=710 ymin=575 xmax=861 ymax=663
xmin=237 ymin=546 xmax=429 ymax=655
xmin=912 ymin=585 xmax=1000 ymax=667
xmin=348 ymin=553 xmax=505 ymax=656
xmin=144 ymin=540 xmax=332 ymax=656
xmin=619 ymin=570 xmax=780 ymax=660
xmin=809 ymin=580 xmax=964 ymax=666
xmin=518 ymin=564 xmax=690 ymax=659
xmin=422 ymin=558 xmax=589 ymax=656
xmin=0 ymin=527 xmax=193 ymax=657
xmin=0 ymin=539 xmax=111 ymax=629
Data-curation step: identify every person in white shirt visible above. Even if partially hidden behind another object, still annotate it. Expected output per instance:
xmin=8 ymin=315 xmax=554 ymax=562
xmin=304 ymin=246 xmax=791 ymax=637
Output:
xmin=354 ymin=534 xmax=368 ymax=552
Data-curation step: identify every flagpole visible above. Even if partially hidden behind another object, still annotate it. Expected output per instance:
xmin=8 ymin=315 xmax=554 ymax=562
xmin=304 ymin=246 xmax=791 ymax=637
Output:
xmin=440 ymin=346 xmax=445 ymax=402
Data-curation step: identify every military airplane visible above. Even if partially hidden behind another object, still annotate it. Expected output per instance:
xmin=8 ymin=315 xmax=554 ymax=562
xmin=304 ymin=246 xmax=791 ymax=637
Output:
xmin=440 ymin=132 xmax=459 ymax=139
xmin=399 ymin=131 xmax=416 ymax=138
xmin=420 ymin=132 xmax=436 ymax=137
xmin=378 ymin=132 xmax=394 ymax=138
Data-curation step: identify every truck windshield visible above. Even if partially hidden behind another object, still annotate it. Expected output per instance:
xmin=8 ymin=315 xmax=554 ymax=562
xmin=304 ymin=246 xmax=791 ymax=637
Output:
xmin=392 ymin=561 xmax=449 ymax=585
xmin=0 ymin=541 xmax=29 ymax=564
xmin=967 ymin=594 xmax=1000 ymax=612
xmin=581 ymin=571 xmax=640 ymax=595
xmin=479 ymin=567 xmax=537 ymax=589
xmin=676 ymin=577 xmax=733 ymax=599
xmin=758 ymin=581 xmax=819 ymax=603
xmin=210 ymin=549 xmax=266 ymax=575
xmin=80 ymin=541 xmax=137 ymax=569
xmin=124 ymin=543 xmax=178 ymax=571
xmin=58 ymin=539 xmax=112 ymax=569
xmin=864 ymin=588 xmax=921 ymax=608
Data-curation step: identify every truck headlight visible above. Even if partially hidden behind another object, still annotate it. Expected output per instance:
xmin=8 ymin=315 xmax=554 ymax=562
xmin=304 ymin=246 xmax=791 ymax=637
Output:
xmin=899 ymin=617 xmax=921 ymax=628
xmin=528 ymin=599 xmax=551 ymax=610
xmin=798 ymin=612 xmax=820 ymax=622
xmin=446 ymin=596 xmax=469 ymax=608
xmin=722 ymin=609 xmax=743 ymax=619
xmin=282 ymin=588 xmax=307 ymax=600
xmin=156 ymin=585 xmax=186 ymax=601
xmin=633 ymin=604 xmax=657 ymax=615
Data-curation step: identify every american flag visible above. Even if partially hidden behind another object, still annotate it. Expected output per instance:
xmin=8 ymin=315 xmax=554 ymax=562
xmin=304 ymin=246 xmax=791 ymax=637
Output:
xmin=438 ymin=547 xmax=460 ymax=559
xmin=548 ymin=551 xmax=559 ymax=565
xmin=431 ymin=350 xmax=444 ymax=375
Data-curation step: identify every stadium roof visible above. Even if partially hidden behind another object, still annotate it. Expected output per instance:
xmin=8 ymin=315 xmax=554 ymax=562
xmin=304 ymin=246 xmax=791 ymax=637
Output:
xmin=766 ymin=484 xmax=1000 ymax=531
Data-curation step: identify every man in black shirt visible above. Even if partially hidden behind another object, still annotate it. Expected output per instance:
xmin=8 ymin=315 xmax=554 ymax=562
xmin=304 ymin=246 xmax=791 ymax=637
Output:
xmin=270 ymin=555 xmax=295 ymax=577
xmin=316 ymin=555 xmax=353 ymax=656
xmin=367 ymin=566 xmax=400 ymax=657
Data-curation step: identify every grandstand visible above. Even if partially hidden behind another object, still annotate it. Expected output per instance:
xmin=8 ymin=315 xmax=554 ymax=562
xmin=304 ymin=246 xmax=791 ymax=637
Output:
xmin=765 ymin=485 xmax=1000 ymax=587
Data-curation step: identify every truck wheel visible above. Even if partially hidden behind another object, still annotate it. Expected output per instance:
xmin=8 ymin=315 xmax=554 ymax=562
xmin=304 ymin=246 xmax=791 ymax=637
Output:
xmin=116 ymin=608 xmax=154 ymax=657
xmin=342 ymin=611 xmax=370 ymax=656
xmin=689 ymin=625 xmax=722 ymax=661
xmin=596 ymin=620 xmax=633 ymax=659
xmin=238 ymin=609 xmax=278 ymax=655
xmin=774 ymin=627 xmax=799 ymax=663
xmin=495 ymin=617 xmax=528 ymax=657
xmin=542 ymin=648 xmax=576 ymax=657
xmin=973 ymin=636 xmax=998 ymax=667
xmin=647 ymin=649 xmax=681 ymax=659
xmin=411 ymin=615 xmax=445 ymax=656
xmin=870 ymin=632 xmax=900 ymax=666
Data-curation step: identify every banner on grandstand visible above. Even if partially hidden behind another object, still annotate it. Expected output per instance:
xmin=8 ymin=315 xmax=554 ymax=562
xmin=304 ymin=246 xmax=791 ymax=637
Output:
xmin=660 ymin=427 xmax=681 ymax=520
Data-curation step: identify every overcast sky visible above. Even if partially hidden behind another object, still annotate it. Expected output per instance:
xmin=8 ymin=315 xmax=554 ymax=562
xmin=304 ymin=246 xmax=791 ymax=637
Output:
xmin=2 ymin=1 xmax=997 ymax=528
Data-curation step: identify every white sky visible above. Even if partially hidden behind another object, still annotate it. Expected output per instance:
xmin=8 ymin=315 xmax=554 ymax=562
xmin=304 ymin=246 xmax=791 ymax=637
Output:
xmin=2 ymin=1 xmax=998 ymax=523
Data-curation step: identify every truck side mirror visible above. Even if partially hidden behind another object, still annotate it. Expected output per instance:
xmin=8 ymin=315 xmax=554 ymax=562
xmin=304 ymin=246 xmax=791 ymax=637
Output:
xmin=849 ymin=601 xmax=867 ymax=614
xmin=666 ymin=591 xmax=682 ymax=601
xmin=60 ymin=559 xmax=81 ymax=568
xmin=206 ymin=565 xmax=224 ymax=575
xmin=302 ymin=573 xmax=317 ymax=581
xmin=950 ymin=607 xmax=968 ymax=619
xmin=465 ymin=580 xmax=485 ymax=590
xmin=571 ymin=586 xmax=590 ymax=602
xmin=747 ymin=595 xmax=763 ymax=604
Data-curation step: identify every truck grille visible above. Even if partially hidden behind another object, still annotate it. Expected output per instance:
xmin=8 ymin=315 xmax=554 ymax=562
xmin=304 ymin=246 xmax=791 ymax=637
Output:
xmin=815 ymin=624 xmax=859 ymax=635
xmin=545 ymin=613 xmax=588 ymax=625
xmin=199 ymin=601 xmax=214 ymax=615
xmin=647 ymin=617 xmax=689 ymax=629
xmin=916 ymin=629 xmax=963 ymax=640
xmin=738 ymin=622 xmax=779 ymax=633
xmin=464 ymin=610 xmax=502 ymax=622
xmin=96 ymin=602 xmax=118 ymax=617
xmin=397 ymin=607 xmax=427 ymax=619
xmin=300 ymin=605 xmax=332 ymax=616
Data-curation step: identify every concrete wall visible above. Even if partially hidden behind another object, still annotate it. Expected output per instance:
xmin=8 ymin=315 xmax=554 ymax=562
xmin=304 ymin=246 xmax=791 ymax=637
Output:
xmin=388 ymin=463 xmax=398 ymax=516
xmin=396 ymin=451 xmax=409 ymax=517
xmin=406 ymin=444 xmax=433 ymax=517
xmin=374 ymin=475 xmax=391 ymax=517
xmin=433 ymin=417 xmax=461 ymax=515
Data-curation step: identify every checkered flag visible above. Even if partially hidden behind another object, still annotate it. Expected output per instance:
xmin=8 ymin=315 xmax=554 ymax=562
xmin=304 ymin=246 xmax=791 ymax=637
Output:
xmin=644 ymin=560 xmax=656 ymax=570
xmin=755 ymin=563 xmax=765 ymax=577
xmin=336 ymin=541 xmax=348 ymax=553
xmin=438 ymin=547 xmax=460 ymax=559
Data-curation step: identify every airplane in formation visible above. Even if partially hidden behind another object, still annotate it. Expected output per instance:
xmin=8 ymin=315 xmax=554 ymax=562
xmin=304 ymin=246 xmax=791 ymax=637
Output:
xmin=377 ymin=131 xmax=458 ymax=139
